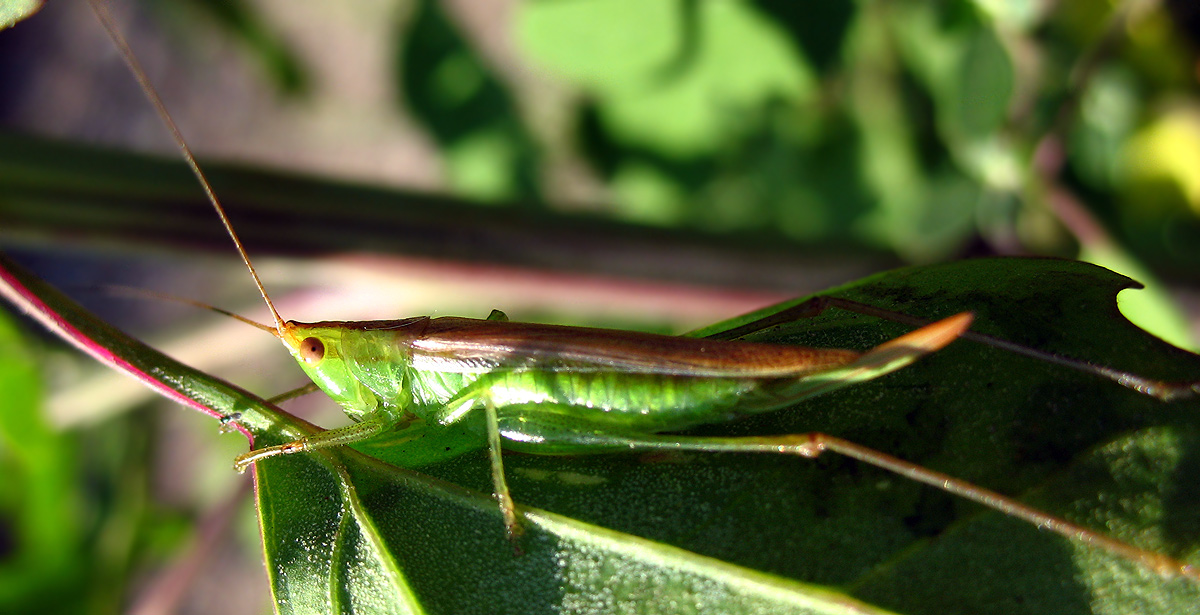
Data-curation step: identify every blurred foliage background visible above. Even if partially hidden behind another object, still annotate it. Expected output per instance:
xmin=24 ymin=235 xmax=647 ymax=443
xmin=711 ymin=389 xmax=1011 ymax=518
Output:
xmin=2 ymin=0 xmax=1200 ymax=613
xmin=5 ymin=0 xmax=1198 ymax=339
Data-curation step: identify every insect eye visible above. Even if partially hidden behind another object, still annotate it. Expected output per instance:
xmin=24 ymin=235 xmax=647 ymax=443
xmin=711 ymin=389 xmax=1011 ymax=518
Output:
xmin=299 ymin=337 xmax=325 ymax=364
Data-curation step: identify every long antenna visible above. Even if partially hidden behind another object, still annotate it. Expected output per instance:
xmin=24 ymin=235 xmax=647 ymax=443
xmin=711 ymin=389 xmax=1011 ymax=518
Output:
xmin=99 ymin=285 xmax=278 ymax=334
xmin=87 ymin=0 xmax=286 ymax=337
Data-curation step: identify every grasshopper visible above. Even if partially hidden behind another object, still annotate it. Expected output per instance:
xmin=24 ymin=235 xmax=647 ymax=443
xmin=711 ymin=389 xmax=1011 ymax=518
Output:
xmin=60 ymin=0 xmax=1200 ymax=587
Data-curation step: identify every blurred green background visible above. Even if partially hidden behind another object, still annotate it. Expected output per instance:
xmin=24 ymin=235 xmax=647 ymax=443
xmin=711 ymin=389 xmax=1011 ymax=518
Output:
xmin=2 ymin=0 xmax=1200 ymax=612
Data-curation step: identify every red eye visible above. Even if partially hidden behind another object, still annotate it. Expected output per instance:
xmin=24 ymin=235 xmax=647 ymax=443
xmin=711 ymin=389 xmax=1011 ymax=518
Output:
xmin=300 ymin=337 xmax=325 ymax=364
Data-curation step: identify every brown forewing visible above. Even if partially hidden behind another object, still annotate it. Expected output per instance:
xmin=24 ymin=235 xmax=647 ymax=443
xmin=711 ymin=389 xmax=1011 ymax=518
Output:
xmin=399 ymin=317 xmax=860 ymax=377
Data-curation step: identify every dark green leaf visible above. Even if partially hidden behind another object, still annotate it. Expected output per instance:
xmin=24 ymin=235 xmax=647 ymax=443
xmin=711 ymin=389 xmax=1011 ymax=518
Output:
xmin=693 ymin=258 xmax=1200 ymax=611
xmin=397 ymin=0 xmax=540 ymax=201
xmin=0 ymin=251 xmax=898 ymax=615
xmin=172 ymin=0 xmax=310 ymax=95
xmin=3 ymin=250 xmax=1198 ymax=613
xmin=953 ymin=26 xmax=1013 ymax=140
xmin=285 ymin=258 xmax=1200 ymax=614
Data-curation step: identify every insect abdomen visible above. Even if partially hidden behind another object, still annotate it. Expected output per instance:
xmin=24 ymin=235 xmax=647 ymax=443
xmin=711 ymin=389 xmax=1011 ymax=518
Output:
xmin=481 ymin=369 xmax=770 ymax=432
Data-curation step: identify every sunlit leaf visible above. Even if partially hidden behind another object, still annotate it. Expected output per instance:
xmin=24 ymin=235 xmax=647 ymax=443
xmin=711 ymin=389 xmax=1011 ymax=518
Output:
xmin=0 ymin=0 xmax=41 ymax=30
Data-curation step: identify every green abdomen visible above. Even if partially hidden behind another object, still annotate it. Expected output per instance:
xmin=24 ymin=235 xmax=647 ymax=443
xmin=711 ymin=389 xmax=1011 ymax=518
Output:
xmin=483 ymin=370 xmax=766 ymax=432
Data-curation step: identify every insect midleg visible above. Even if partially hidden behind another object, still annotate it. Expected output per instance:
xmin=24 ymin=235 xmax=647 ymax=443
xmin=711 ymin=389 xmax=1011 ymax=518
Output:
xmin=483 ymin=396 xmax=521 ymax=542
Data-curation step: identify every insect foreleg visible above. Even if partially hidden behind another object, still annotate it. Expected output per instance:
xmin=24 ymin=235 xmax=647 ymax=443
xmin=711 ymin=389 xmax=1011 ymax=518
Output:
xmin=232 ymin=419 xmax=390 ymax=473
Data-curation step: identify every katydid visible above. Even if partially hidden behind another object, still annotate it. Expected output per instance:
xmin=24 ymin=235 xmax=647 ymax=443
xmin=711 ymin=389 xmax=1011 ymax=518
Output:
xmin=84 ymin=0 xmax=1199 ymax=584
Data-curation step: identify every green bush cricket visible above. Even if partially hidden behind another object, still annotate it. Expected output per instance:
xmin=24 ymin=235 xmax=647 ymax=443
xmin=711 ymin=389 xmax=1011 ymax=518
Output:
xmin=82 ymin=0 xmax=1200 ymax=585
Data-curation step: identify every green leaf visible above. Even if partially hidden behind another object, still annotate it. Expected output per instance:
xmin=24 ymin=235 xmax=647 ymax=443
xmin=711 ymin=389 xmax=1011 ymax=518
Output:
xmin=0 ymin=0 xmax=41 ymax=30
xmin=397 ymin=0 xmax=540 ymax=201
xmin=2 ymin=254 xmax=1198 ymax=614
xmin=171 ymin=0 xmax=310 ymax=95
xmin=0 ymin=288 xmax=84 ymax=610
xmin=886 ymin=3 xmax=1017 ymax=189
xmin=0 ymin=253 xmax=897 ymax=615
xmin=518 ymin=0 xmax=816 ymax=156
xmin=953 ymin=26 xmax=1013 ymax=141
xmin=516 ymin=0 xmax=684 ymax=93
xmin=694 ymin=258 xmax=1200 ymax=611
xmin=290 ymin=257 xmax=1200 ymax=614
xmin=256 ymin=442 xmax=897 ymax=615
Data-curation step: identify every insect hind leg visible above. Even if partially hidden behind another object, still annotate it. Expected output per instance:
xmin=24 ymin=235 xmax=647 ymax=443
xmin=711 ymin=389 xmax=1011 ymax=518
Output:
xmin=519 ymin=425 xmax=1199 ymax=582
